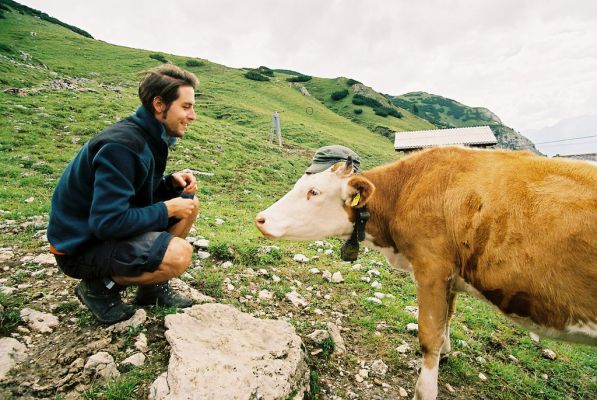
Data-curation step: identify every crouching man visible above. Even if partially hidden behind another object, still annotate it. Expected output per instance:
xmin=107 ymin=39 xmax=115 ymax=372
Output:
xmin=48 ymin=65 xmax=201 ymax=324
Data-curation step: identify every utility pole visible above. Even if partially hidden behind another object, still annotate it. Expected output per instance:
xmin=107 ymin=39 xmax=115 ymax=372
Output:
xmin=270 ymin=111 xmax=282 ymax=146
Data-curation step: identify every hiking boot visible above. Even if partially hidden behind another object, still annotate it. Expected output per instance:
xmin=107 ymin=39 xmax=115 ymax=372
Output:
xmin=75 ymin=279 xmax=135 ymax=324
xmin=134 ymin=282 xmax=193 ymax=308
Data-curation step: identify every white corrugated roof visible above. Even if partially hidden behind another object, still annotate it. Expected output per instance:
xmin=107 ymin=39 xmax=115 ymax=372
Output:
xmin=394 ymin=126 xmax=497 ymax=150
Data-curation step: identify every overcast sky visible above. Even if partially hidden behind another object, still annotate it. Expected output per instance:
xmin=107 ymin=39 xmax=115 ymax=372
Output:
xmin=19 ymin=0 xmax=597 ymax=153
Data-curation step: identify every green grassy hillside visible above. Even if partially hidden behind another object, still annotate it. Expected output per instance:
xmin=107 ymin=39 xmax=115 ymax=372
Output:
xmin=0 ymin=3 xmax=594 ymax=400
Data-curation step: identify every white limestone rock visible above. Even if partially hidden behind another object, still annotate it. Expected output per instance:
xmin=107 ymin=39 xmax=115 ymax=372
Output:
xmin=286 ymin=291 xmax=308 ymax=308
xmin=150 ymin=304 xmax=309 ymax=400
xmin=121 ymin=352 xmax=146 ymax=368
xmin=84 ymin=352 xmax=120 ymax=383
xmin=293 ymin=254 xmax=309 ymax=263
xmin=0 ymin=337 xmax=27 ymax=380
xmin=20 ymin=308 xmax=59 ymax=333
xmin=307 ymin=329 xmax=330 ymax=345
xmin=331 ymin=272 xmax=344 ymax=283
xmin=169 ymin=278 xmax=214 ymax=304
xmin=327 ymin=322 xmax=347 ymax=355
xmin=111 ymin=309 xmax=147 ymax=333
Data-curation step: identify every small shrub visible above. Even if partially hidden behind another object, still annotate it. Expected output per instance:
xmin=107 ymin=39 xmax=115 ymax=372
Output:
xmin=330 ymin=89 xmax=349 ymax=101
xmin=185 ymin=59 xmax=205 ymax=67
xmin=374 ymin=107 xmax=389 ymax=117
xmin=346 ymin=78 xmax=360 ymax=86
xmin=244 ymin=71 xmax=270 ymax=81
xmin=208 ymin=241 xmax=235 ymax=261
xmin=256 ymin=66 xmax=274 ymax=77
xmin=287 ymin=75 xmax=312 ymax=82
xmin=0 ymin=43 xmax=12 ymax=53
xmin=149 ymin=53 xmax=168 ymax=63
xmin=352 ymin=94 xmax=383 ymax=108
xmin=320 ymin=337 xmax=335 ymax=358
xmin=354 ymin=108 xmax=363 ymax=114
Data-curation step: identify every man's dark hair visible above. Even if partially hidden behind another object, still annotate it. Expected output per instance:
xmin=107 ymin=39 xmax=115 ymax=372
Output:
xmin=139 ymin=65 xmax=199 ymax=116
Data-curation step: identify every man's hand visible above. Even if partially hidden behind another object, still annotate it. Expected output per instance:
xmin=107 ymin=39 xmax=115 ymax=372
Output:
xmin=164 ymin=197 xmax=198 ymax=219
xmin=171 ymin=170 xmax=197 ymax=194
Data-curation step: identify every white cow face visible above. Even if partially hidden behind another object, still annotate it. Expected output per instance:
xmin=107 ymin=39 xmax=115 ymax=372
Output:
xmin=255 ymin=161 xmax=375 ymax=241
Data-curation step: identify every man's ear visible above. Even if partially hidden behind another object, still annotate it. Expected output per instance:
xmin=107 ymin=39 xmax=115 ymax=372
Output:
xmin=346 ymin=176 xmax=375 ymax=208
xmin=152 ymin=96 xmax=165 ymax=114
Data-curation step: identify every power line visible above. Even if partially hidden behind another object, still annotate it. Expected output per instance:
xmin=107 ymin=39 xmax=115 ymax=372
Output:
xmin=534 ymin=135 xmax=597 ymax=144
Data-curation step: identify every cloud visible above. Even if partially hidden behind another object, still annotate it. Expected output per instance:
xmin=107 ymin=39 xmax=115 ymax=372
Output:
xmin=18 ymin=0 xmax=597 ymax=137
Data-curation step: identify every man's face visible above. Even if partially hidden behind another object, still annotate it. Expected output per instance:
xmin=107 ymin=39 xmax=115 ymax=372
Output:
xmin=155 ymin=86 xmax=196 ymax=138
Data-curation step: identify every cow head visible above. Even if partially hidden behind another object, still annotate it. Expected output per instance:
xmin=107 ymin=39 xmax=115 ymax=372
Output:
xmin=255 ymin=159 xmax=375 ymax=241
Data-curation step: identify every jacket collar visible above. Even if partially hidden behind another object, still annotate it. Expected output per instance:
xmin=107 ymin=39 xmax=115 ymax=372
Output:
xmin=130 ymin=106 xmax=176 ymax=147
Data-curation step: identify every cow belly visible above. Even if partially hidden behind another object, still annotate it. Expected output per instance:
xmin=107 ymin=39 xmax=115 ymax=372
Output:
xmin=454 ymin=278 xmax=597 ymax=346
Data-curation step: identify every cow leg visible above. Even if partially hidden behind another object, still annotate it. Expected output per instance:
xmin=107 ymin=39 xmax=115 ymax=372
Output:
xmin=440 ymin=292 xmax=457 ymax=354
xmin=413 ymin=264 xmax=453 ymax=400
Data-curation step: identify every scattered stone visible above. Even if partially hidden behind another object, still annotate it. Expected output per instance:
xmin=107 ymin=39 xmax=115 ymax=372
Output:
xmin=355 ymin=374 xmax=364 ymax=383
xmin=196 ymin=251 xmax=211 ymax=260
xmin=134 ymin=333 xmax=148 ymax=353
xmin=445 ymin=383 xmax=455 ymax=393
xmin=327 ymin=322 xmax=346 ymax=354
xmin=20 ymin=308 xmax=59 ymax=333
xmin=358 ymin=368 xmax=369 ymax=378
xmin=541 ymin=348 xmax=557 ymax=360
xmin=476 ymin=356 xmax=486 ymax=364
xmin=529 ymin=332 xmax=540 ymax=343
xmin=395 ymin=342 xmax=410 ymax=354
xmin=371 ymin=360 xmax=388 ymax=377
xmin=399 ymin=386 xmax=408 ymax=397
xmin=508 ymin=355 xmax=519 ymax=363
xmin=307 ymin=330 xmax=330 ymax=345
xmin=478 ymin=372 xmax=487 ymax=381
xmin=0 ymin=286 xmax=15 ymax=295
xmin=293 ymin=254 xmax=309 ymax=263
xmin=404 ymin=306 xmax=418 ymax=316
xmin=258 ymin=289 xmax=274 ymax=301
xmin=214 ymin=218 xmax=225 ymax=225
xmin=351 ymin=263 xmax=362 ymax=270
xmin=25 ymin=197 xmax=35 ymax=203
xmin=361 ymin=276 xmax=371 ymax=283
xmin=0 ymin=250 xmax=14 ymax=262
xmin=84 ymin=352 xmax=120 ymax=383
xmin=149 ymin=372 xmax=169 ymax=400
xmin=193 ymin=239 xmax=209 ymax=249
xmin=259 ymin=245 xmax=280 ymax=254
xmin=150 ymin=304 xmax=309 ymax=399
xmin=371 ymin=280 xmax=382 ymax=289
xmin=111 ymin=309 xmax=147 ymax=333
xmin=271 ymin=274 xmax=281 ymax=283
xmin=220 ymin=261 xmax=233 ymax=269
xmin=367 ymin=269 xmax=381 ymax=277
xmin=309 ymin=268 xmax=320 ymax=274
xmin=322 ymin=270 xmax=332 ymax=282
xmin=541 ymin=373 xmax=549 ymax=380
xmin=373 ymin=292 xmax=385 ymax=299
xmin=365 ymin=297 xmax=382 ymax=305
xmin=324 ymin=249 xmax=333 ymax=255
xmin=286 ymin=290 xmax=308 ymax=308
xmin=310 ymin=349 xmax=323 ymax=356
xmin=406 ymin=323 xmax=418 ymax=332
xmin=331 ymin=272 xmax=344 ymax=283
xmin=170 ymin=278 xmax=214 ymax=304
xmin=32 ymin=253 xmax=56 ymax=265
xmin=457 ymin=339 xmax=469 ymax=348
xmin=0 ymin=337 xmax=27 ymax=380
xmin=120 ymin=352 xmax=145 ymax=368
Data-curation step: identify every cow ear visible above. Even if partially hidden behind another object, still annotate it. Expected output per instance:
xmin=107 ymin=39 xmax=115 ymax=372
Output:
xmin=347 ymin=176 xmax=375 ymax=208
xmin=331 ymin=161 xmax=354 ymax=177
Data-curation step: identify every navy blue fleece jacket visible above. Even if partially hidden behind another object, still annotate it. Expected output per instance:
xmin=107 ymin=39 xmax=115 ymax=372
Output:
xmin=48 ymin=106 xmax=181 ymax=254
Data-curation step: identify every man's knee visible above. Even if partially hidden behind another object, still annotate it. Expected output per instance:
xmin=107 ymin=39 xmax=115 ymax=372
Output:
xmin=165 ymin=237 xmax=193 ymax=278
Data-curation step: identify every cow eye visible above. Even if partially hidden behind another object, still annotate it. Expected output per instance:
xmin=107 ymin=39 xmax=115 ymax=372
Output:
xmin=307 ymin=188 xmax=320 ymax=199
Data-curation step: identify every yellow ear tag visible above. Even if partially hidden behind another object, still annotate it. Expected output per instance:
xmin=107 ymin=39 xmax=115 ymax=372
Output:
xmin=351 ymin=192 xmax=360 ymax=207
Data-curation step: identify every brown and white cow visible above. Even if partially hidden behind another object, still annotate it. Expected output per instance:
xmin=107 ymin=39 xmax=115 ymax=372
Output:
xmin=255 ymin=146 xmax=597 ymax=400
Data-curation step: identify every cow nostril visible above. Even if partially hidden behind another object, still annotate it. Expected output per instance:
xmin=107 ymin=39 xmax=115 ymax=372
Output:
xmin=255 ymin=215 xmax=266 ymax=225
